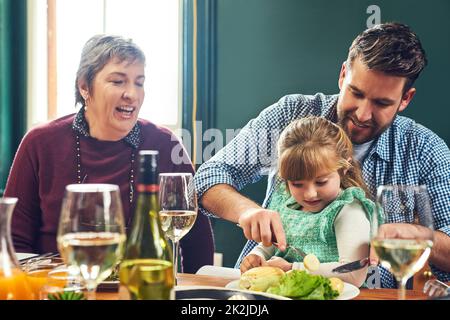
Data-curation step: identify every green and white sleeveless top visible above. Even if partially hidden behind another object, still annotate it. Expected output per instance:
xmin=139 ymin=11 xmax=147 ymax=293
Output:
xmin=267 ymin=183 xmax=376 ymax=263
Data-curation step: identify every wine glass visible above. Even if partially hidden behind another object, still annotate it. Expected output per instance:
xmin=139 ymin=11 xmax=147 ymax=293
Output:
xmin=372 ymin=185 xmax=434 ymax=300
xmin=158 ymin=173 xmax=198 ymax=283
xmin=57 ymin=184 xmax=126 ymax=299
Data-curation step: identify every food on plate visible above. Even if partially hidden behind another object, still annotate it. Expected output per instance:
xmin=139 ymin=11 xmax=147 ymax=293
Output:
xmin=266 ymin=270 xmax=340 ymax=300
xmin=239 ymin=266 xmax=285 ymax=292
xmin=303 ymin=253 xmax=320 ymax=272
xmin=329 ymin=277 xmax=344 ymax=295
xmin=238 ymin=264 xmax=342 ymax=300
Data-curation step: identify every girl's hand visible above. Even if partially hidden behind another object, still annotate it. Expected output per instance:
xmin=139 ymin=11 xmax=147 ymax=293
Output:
xmin=266 ymin=256 xmax=293 ymax=272
xmin=240 ymin=254 xmax=267 ymax=273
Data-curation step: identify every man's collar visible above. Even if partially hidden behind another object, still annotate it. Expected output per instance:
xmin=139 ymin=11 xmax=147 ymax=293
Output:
xmin=369 ymin=121 xmax=395 ymax=163
xmin=323 ymin=94 xmax=339 ymax=122
xmin=71 ymin=107 xmax=141 ymax=149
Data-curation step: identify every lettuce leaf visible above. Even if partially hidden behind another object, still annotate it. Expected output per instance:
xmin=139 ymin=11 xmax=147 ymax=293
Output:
xmin=266 ymin=270 xmax=339 ymax=300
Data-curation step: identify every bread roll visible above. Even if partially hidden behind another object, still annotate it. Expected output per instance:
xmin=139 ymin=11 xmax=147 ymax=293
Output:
xmin=239 ymin=266 xmax=285 ymax=292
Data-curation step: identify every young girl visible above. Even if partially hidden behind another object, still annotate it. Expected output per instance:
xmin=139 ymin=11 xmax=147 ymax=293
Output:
xmin=240 ymin=116 xmax=375 ymax=287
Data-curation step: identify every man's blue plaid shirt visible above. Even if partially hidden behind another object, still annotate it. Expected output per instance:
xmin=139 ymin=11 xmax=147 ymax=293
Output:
xmin=194 ymin=93 xmax=450 ymax=287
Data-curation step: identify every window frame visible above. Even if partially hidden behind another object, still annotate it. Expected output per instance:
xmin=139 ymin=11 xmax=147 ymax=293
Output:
xmin=27 ymin=0 xmax=183 ymax=133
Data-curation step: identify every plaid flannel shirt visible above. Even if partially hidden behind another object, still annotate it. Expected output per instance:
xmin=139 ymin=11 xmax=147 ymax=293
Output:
xmin=194 ymin=93 xmax=450 ymax=287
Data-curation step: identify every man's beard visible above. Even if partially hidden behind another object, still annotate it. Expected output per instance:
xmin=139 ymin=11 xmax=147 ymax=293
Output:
xmin=337 ymin=110 xmax=393 ymax=145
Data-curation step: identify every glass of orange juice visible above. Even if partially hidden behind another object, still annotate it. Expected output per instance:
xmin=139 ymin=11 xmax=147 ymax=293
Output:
xmin=24 ymin=257 xmax=65 ymax=299
xmin=0 ymin=268 xmax=34 ymax=300
xmin=39 ymin=266 xmax=86 ymax=300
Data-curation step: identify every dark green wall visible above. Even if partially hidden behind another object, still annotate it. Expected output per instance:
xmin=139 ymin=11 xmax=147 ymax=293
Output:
xmin=0 ymin=0 xmax=27 ymax=193
xmin=211 ymin=0 xmax=450 ymax=267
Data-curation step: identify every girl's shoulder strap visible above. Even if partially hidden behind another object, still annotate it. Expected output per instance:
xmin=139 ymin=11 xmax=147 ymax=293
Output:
xmin=321 ymin=187 xmax=375 ymax=216
xmin=332 ymin=187 xmax=377 ymax=219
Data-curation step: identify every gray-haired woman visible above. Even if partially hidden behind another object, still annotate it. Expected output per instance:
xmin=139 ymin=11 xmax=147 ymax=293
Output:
xmin=4 ymin=34 xmax=214 ymax=273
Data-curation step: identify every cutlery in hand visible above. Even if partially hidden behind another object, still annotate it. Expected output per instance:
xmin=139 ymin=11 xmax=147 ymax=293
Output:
xmin=331 ymin=258 xmax=369 ymax=273
xmin=269 ymin=226 xmax=308 ymax=259
xmin=272 ymin=241 xmax=307 ymax=258
xmin=235 ymin=223 xmax=307 ymax=258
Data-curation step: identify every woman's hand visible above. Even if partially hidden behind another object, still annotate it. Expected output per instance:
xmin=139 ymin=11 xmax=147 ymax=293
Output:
xmin=240 ymin=254 xmax=267 ymax=273
xmin=266 ymin=256 xmax=292 ymax=272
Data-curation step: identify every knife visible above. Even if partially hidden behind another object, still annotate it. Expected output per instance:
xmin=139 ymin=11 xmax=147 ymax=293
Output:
xmin=331 ymin=257 xmax=369 ymax=273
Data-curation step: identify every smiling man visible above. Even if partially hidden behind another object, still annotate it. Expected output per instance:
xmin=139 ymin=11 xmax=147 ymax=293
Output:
xmin=195 ymin=23 xmax=450 ymax=287
xmin=337 ymin=59 xmax=414 ymax=145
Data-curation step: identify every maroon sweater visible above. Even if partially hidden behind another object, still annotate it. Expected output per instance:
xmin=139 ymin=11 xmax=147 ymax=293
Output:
xmin=4 ymin=114 xmax=214 ymax=273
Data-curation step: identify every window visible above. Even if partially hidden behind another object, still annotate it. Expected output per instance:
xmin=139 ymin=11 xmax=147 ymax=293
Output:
xmin=28 ymin=0 xmax=181 ymax=131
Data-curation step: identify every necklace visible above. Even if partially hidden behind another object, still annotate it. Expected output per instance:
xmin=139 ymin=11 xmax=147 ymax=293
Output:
xmin=75 ymin=134 xmax=136 ymax=203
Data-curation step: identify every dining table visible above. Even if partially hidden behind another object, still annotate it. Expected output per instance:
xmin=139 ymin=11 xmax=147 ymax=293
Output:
xmin=96 ymin=273 xmax=431 ymax=300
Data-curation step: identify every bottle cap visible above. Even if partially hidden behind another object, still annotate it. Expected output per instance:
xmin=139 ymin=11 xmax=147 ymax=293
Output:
xmin=137 ymin=150 xmax=159 ymax=186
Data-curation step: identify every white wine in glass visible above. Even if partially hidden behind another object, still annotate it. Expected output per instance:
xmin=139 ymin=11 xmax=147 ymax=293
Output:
xmin=159 ymin=210 xmax=197 ymax=242
xmin=158 ymin=173 xmax=197 ymax=283
xmin=57 ymin=184 xmax=126 ymax=299
xmin=372 ymin=185 xmax=434 ymax=300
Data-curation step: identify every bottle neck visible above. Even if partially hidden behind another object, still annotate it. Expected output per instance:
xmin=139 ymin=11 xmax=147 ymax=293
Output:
xmin=136 ymin=184 xmax=159 ymax=194
xmin=0 ymin=199 xmax=21 ymax=269
xmin=135 ymin=183 xmax=161 ymax=220
xmin=125 ymin=181 xmax=170 ymax=261
xmin=0 ymin=209 xmax=9 ymax=239
xmin=135 ymin=184 xmax=160 ymax=219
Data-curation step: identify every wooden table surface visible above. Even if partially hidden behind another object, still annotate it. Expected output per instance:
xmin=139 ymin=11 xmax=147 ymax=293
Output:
xmin=96 ymin=273 xmax=431 ymax=300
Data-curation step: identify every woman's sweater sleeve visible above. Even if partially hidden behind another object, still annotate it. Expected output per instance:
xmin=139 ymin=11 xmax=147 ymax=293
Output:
xmin=292 ymin=201 xmax=371 ymax=287
xmin=4 ymin=132 xmax=41 ymax=253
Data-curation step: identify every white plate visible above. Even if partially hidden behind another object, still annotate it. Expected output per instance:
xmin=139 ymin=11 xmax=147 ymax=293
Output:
xmin=176 ymin=285 xmax=290 ymax=300
xmin=337 ymin=282 xmax=360 ymax=300
xmin=226 ymin=279 xmax=360 ymax=300
xmin=195 ymin=265 xmax=241 ymax=278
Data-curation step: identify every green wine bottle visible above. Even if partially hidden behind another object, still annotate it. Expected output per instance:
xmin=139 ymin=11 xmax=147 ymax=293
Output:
xmin=119 ymin=150 xmax=174 ymax=300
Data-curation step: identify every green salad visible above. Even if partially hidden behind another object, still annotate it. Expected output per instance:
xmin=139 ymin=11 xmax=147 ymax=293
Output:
xmin=266 ymin=270 xmax=339 ymax=300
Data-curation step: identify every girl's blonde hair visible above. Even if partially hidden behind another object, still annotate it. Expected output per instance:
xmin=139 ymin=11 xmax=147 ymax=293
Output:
xmin=278 ymin=117 xmax=370 ymax=196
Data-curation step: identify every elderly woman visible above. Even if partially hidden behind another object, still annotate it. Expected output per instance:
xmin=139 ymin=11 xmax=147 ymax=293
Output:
xmin=4 ymin=35 xmax=214 ymax=273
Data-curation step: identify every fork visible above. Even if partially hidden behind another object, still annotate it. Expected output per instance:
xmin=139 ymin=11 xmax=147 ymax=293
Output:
xmin=19 ymin=252 xmax=60 ymax=267
xmin=235 ymin=223 xmax=307 ymax=258
xmin=423 ymin=279 xmax=449 ymax=298
xmin=272 ymin=242 xmax=307 ymax=258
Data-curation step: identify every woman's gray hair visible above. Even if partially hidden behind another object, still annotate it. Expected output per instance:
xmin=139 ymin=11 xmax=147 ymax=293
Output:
xmin=75 ymin=34 xmax=146 ymax=107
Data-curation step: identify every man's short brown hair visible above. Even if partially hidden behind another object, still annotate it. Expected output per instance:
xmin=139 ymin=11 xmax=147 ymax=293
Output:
xmin=348 ymin=22 xmax=427 ymax=93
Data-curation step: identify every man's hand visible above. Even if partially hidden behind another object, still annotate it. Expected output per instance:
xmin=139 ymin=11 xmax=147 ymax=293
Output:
xmin=369 ymin=223 xmax=434 ymax=265
xmin=238 ymin=208 xmax=286 ymax=250
xmin=266 ymin=256 xmax=292 ymax=272
xmin=240 ymin=254 xmax=267 ymax=273
xmin=200 ymin=184 xmax=286 ymax=249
